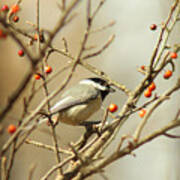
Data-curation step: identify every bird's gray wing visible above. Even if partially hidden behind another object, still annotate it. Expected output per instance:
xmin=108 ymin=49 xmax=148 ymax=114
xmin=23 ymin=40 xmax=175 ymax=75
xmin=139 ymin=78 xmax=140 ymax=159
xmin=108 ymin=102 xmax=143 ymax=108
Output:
xmin=50 ymin=85 xmax=99 ymax=114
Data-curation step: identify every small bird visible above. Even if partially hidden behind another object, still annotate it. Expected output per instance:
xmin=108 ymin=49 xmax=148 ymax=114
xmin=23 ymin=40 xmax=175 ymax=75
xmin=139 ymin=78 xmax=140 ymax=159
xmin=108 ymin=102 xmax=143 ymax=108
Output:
xmin=35 ymin=77 xmax=115 ymax=127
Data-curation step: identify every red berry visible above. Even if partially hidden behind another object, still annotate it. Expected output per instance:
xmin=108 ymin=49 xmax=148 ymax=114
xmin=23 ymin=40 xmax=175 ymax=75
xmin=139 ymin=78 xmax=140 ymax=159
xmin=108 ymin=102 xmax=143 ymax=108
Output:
xmin=163 ymin=70 xmax=172 ymax=79
xmin=0 ymin=29 xmax=7 ymax=39
xmin=148 ymin=82 xmax=156 ymax=92
xmin=18 ymin=49 xmax=24 ymax=57
xmin=13 ymin=15 xmax=19 ymax=22
xmin=170 ymin=52 xmax=178 ymax=59
xmin=7 ymin=124 xmax=16 ymax=134
xmin=45 ymin=66 xmax=52 ymax=74
xmin=1 ymin=5 xmax=9 ymax=12
xmin=141 ymin=65 xmax=145 ymax=70
xmin=10 ymin=4 xmax=20 ymax=14
xmin=108 ymin=103 xmax=118 ymax=113
xmin=138 ymin=109 xmax=146 ymax=118
xmin=150 ymin=24 xmax=157 ymax=31
xmin=144 ymin=89 xmax=152 ymax=98
xmin=34 ymin=73 xmax=41 ymax=80
xmin=0 ymin=29 xmax=3 ymax=37
xmin=2 ymin=33 xmax=7 ymax=39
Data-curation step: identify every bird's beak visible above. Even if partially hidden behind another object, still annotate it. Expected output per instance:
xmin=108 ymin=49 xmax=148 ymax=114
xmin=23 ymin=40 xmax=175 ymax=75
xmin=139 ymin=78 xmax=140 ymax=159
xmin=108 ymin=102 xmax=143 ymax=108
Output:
xmin=109 ymin=87 xmax=116 ymax=93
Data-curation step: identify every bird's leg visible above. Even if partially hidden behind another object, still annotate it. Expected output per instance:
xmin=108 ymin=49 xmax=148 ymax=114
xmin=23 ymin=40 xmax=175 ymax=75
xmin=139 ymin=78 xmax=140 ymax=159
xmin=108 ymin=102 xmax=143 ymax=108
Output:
xmin=72 ymin=121 xmax=102 ymax=150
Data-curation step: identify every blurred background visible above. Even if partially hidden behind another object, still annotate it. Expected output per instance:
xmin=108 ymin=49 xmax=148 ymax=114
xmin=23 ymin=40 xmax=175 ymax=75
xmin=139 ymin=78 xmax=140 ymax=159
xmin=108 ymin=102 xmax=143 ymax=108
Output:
xmin=0 ymin=0 xmax=180 ymax=179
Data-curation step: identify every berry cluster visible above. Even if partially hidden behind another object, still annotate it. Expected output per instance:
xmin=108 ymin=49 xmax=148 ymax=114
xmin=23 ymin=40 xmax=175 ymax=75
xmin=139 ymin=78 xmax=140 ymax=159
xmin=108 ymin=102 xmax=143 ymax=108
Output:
xmin=1 ymin=3 xmax=53 ymax=81
xmin=1 ymin=4 xmax=20 ymax=22
xmin=138 ymin=82 xmax=156 ymax=118
xmin=0 ymin=4 xmax=20 ymax=38
xmin=137 ymin=23 xmax=179 ymax=118
xmin=144 ymin=82 xmax=156 ymax=98
xmin=34 ymin=66 xmax=53 ymax=80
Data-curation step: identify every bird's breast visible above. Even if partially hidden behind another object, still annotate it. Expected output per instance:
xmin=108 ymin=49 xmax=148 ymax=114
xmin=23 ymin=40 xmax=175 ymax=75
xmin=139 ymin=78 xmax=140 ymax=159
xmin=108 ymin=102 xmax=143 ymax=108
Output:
xmin=58 ymin=95 xmax=102 ymax=125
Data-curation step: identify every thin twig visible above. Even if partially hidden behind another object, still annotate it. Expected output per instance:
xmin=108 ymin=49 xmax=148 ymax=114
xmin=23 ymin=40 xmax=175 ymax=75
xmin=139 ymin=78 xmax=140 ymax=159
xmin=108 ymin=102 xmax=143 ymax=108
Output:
xmin=163 ymin=132 xmax=180 ymax=139
xmin=6 ymin=139 xmax=17 ymax=180
xmin=150 ymin=0 xmax=180 ymax=69
xmin=25 ymin=139 xmax=72 ymax=155
xmin=41 ymin=51 xmax=63 ymax=176
xmin=1 ymin=156 xmax=7 ymax=180
xmin=40 ymin=155 xmax=75 ymax=180
xmin=28 ymin=164 xmax=36 ymax=180
xmin=90 ymin=21 xmax=115 ymax=34
xmin=82 ymin=34 xmax=115 ymax=60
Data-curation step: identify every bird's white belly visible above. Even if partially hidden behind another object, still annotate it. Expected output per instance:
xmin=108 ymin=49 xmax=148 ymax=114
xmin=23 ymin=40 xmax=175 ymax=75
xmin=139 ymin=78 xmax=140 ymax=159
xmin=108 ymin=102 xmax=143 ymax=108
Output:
xmin=58 ymin=96 xmax=102 ymax=125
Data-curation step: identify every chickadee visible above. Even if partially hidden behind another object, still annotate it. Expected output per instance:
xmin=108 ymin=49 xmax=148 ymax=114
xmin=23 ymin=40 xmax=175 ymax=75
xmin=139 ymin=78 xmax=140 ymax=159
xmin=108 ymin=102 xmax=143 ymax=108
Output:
xmin=39 ymin=77 xmax=115 ymax=127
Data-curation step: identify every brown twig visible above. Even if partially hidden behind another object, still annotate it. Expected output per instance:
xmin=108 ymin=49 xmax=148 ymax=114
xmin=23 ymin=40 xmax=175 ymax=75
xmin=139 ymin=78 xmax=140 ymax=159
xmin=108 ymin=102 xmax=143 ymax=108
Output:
xmin=28 ymin=164 xmax=36 ymax=180
xmin=150 ymin=0 xmax=180 ymax=69
xmin=82 ymin=34 xmax=115 ymax=60
xmin=25 ymin=139 xmax=72 ymax=155
xmin=163 ymin=132 xmax=180 ymax=139
xmin=90 ymin=20 xmax=115 ymax=34
xmin=1 ymin=156 xmax=7 ymax=180
xmin=5 ymin=139 xmax=18 ymax=180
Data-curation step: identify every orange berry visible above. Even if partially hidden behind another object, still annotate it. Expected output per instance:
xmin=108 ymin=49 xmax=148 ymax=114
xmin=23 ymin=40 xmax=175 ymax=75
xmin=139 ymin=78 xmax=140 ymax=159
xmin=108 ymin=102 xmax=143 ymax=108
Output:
xmin=150 ymin=24 xmax=157 ymax=31
xmin=138 ymin=109 xmax=146 ymax=118
xmin=45 ymin=66 xmax=52 ymax=74
xmin=11 ymin=4 xmax=20 ymax=14
xmin=170 ymin=52 xmax=178 ymax=59
xmin=163 ymin=70 xmax=172 ymax=79
xmin=13 ymin=15 xmax=19 ymax=22
xmin=7 ymin=124 xmax=16 ymax=134
xmin=34 ymin=34 xmax=38 ymax=41
xmin=108 ymin=103 xmax=118 ymax=113
xmin=148 ymin=82 xmax=156 ymax=92
xmin=144 ymin=89 xmax=152 ymax=98
xmin=34 ymin=73 xmax=41 ymax=80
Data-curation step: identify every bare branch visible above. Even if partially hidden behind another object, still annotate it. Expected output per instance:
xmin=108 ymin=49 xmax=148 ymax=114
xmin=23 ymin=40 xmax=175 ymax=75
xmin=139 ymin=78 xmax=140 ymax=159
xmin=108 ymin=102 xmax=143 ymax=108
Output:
xmin=25 ymin=139 xmax=72 ymax=155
